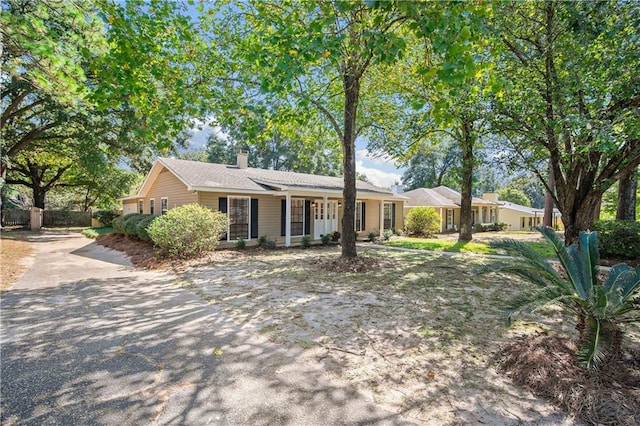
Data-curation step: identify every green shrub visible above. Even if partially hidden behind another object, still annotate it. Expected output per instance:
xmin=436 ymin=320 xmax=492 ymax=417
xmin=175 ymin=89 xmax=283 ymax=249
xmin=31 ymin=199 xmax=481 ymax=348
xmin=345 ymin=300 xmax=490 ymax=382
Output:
xmin=405 ymin=207 xmax=441 ymax=237
xmin=124 ymin=214 xmax=149 ymax=238
xmin=135 ymin=215 xmax=157 ymax=241
xmin=368 ymin=231 xmax=377 ymax=242
xmin=92 ymin=210 xmax=119 ymax=227
xmin=112 ymin=215 xmax=125 ymax=234
xmin=474 ymin=222 xmax=508 ymax=232
xmin=235 ymin=237 xmax=246 ymax=250
xmin=113 ymin=213 xmax=142 ymax=235
xmin=593 ymin=220 xmax=640 ymax=259
xmin=383 ymin=229 xmax=394 ymax=241
xmin=257 ymin=235 xmax=277 ymax=249
xmin=148 ymin=204 xmax=228 ymax=259
xmin=321 ymin=234 xmax=331 ymax=245
xmin=301 ymin=235 xmax=311 ymax=248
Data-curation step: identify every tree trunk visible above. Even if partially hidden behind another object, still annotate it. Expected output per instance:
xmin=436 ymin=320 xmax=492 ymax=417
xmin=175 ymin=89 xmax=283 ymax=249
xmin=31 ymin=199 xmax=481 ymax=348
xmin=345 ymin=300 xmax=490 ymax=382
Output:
xmin=616 ymin=168 xmax=637 ymax=221
xmin=543 ymin=161 xmax=555 ymax=227
xmin=561 ymin=191 xmax=603 ymax=244
xmin=458 ymin=120 xmax=474 ymax=242
xmin=341 ymin=72 xmax=360 ymax=258
xmin=33 ymin=186 xmax=46 ymax=209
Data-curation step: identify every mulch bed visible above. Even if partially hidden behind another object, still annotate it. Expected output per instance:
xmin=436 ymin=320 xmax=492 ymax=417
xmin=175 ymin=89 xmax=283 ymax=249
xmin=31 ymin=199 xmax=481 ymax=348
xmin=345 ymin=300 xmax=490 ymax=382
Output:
xmin=96 ymin=233 xmax=243 ymax=270
xmin=494 ymin=333 xmax=640 ymax=426
xmin=310 ymin=255 xmax=399 ymax=273
xmin=97 ymin=233 xmax=159 ymax=268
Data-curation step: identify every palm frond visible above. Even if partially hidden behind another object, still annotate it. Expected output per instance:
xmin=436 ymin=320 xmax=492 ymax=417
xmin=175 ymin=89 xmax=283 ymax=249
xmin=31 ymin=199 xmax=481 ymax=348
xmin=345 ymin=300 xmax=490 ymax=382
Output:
xmin=538 ymin=227 xmax=586 ymax=298
xmin=493 ymin=264 xmax=559 ymax=289
xmin=489 ymin=237 xmax=561 ymax=280
xmin=576 ymin=318 xmax=614 ymax=369
xmin=603 ymin=263 xmax=635 ymax=293
xmin=576 ymin=231 xmax=599 ymax=298
xmin=565 ymin=243 xmax=588 ymax=299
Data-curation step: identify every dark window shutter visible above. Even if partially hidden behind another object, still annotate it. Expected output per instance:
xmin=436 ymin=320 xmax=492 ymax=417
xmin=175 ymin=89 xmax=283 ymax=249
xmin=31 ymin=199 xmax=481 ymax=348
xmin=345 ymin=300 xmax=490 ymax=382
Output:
xmin=280 ymin=199 xmax=286 ymax=236
xmin=361 ymin=202 xmax=366 ymax=230
xmin=219 ymin=197 xmax=228 ymax=240
xmin=304 ymin=200 xmax=311 ymax=235
xmin=391 ymin=203 xmax=396 ymax=229
xmin=251 ymin=198 xmax=259 ymax=238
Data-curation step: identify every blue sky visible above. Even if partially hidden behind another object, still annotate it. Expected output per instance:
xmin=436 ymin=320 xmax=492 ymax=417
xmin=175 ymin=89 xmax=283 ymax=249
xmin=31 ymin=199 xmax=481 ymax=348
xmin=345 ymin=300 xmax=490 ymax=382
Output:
xmin=187 ymin=123 xmax=405 ymax=188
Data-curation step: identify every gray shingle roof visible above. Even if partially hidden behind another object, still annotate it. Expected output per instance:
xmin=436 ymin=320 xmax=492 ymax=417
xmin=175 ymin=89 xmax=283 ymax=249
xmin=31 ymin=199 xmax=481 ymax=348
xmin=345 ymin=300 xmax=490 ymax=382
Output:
xmin=159 ymin=157 xmax=397 ymax=196
xmin=404 ymin=185 xmax=499 ymax=207
xmin=403 ymin=188 xmax=458 ymax=208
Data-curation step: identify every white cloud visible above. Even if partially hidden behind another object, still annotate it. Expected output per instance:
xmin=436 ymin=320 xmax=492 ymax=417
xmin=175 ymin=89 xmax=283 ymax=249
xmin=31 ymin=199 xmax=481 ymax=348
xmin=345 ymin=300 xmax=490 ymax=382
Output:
xmin=356 ymin=149 xmax=397 ymax=167
xmin=356 ymin=160 xmax=402 ymax=188
xmin=188 ymin=117 xmax=228 ymax=150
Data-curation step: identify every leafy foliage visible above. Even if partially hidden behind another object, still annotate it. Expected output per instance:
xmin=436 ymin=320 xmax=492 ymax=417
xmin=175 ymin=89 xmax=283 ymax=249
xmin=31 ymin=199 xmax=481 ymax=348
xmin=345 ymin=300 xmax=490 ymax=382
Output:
xmin=92 ymin=210 xmax=119 ymax=227
xmin=301 ymin=235 xmax=312 ymax=248
xmin=497 ymin=188 xmax=531 ymax=207
xmin=593 ymin=220 xmax=640 ymax=260
xmin=147 ymin=204 xmax=228 ymax=259
xmin=405 ymin=207 xmax=441 ymax=237
xmin=489 ymin=227 xmax=640 ymax=369
xmin=491 ymin=2 xmax=640 ymax=242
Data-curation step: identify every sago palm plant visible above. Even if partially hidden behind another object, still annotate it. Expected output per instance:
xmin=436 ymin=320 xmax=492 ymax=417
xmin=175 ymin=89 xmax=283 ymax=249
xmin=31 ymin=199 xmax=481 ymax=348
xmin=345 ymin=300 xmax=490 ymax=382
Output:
xmin=489 ymin=226 xmax=640 ymax=369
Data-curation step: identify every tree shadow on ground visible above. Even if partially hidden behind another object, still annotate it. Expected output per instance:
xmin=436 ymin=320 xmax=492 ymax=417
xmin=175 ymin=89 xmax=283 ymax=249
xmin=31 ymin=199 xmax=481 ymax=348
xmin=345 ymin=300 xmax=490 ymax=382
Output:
xmin=1 ymin=274 xmax=407 ymax=425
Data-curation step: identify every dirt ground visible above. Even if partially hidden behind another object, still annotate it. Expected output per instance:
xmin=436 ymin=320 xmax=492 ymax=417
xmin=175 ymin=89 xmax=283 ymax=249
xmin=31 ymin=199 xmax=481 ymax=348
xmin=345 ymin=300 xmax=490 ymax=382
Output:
xmin=173 ymin=246 xmax=589 ymax=425
xmin=0 ymin=229 xmax=36 ymax=290
xmin=96 ymin=234 xmax=639 ymax=425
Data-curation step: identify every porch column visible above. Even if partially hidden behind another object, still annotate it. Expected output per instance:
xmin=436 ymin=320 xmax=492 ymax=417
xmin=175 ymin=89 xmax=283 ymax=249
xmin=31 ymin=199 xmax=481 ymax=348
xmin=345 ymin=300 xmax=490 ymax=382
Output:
xmin=379 ymin=200 xmax=385 ymax=237
xmin=323 ymin=196 xmax=328 ymax=236
xmin=285 ymin=193 xmax=291 ymax=247
xmin=439 ymin=208 xmax=444 ymax=233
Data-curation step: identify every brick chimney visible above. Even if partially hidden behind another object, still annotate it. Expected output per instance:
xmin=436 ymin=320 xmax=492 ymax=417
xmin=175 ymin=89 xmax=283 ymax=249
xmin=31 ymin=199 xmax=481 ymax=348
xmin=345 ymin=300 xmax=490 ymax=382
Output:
xmin=237 ymin=150 xmax=248 ymax=169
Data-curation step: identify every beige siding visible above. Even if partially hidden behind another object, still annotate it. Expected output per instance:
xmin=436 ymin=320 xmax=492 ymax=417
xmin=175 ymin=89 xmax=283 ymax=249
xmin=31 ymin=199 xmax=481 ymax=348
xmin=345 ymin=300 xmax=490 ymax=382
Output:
xmin=198 ymin=192 xmax=283 ymax=242
xmin=499 ymin=209 xmax=543 ymax=231
xmin=139 ymin=168 xmax=197 ymax=214
xmin=352 ymin=200 xmax=405 ymax=237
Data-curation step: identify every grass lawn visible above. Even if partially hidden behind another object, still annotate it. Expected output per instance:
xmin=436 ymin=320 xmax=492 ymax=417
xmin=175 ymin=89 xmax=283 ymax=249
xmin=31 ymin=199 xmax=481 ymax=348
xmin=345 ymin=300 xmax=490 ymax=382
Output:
xmin=382 ymin=237 xmax=498 ymax=255
xmin=82 ymin=226 xmax=114 ymax=239
xmin=381 ymin=236 xmax=557 ymax=258
xmin=0 ymin=230 xmax=37 ymax=290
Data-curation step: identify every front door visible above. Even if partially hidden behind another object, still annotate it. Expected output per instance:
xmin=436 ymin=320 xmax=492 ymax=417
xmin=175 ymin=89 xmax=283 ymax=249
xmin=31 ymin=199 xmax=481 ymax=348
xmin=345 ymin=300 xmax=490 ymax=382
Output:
xmin=314 ymin=200 xmax=338 ymax=239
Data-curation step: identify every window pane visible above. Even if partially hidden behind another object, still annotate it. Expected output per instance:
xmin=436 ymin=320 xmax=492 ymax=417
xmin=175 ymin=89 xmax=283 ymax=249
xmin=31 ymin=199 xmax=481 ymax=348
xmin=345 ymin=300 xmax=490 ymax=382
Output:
xmin=229 ymin=197 xmax=249 ymax=240
xmin=290 ymin=199 xmax=304 ymax=236
xmin=383 ymin=203 xmax=392 ymax=230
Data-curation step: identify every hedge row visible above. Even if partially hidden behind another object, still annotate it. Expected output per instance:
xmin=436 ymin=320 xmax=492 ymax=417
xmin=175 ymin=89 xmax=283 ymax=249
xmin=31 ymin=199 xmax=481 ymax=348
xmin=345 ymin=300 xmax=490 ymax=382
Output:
xmin=593 ymin=220 xmax=640 ymax=259
xmin=474 ymin=222 xmax=509 ymax=232
xmin=112 ymin=213 xmax=156 ymax=241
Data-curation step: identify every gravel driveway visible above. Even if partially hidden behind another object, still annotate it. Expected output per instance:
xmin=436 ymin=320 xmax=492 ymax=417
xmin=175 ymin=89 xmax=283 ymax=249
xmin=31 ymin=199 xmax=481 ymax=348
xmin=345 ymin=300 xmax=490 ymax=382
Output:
xmin=0 ymin=231 xmax=408 ymax=425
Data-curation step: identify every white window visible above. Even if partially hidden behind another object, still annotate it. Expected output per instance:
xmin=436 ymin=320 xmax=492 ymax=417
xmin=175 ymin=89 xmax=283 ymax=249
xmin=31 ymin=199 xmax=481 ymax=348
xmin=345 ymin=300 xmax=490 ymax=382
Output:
xmin=138 ymin=200 xmax=144 ymax=214
xmin=355 ymin=201 xmax=365 ymax=232
xmin=161 ymin=197 xmax=168 ymax=215
xmin=291 ymin=199 xmax=304 ymax=236
xmin=228 ymin=196 xmax=250 ymax=240
xmin=383 ymin=202 xmax=393 ymax=230
xmin=150 ymin=199 xmax=155 ymax=215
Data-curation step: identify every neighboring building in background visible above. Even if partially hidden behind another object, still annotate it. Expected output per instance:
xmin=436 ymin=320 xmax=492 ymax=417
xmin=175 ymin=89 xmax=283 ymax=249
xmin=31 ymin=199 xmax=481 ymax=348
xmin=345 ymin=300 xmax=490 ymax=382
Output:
xmin=120 ymin=152 xmax=406 ymax=247
xmin=403 ymin=186 xmax=500 ymax=233
xmin=481 ymin=193 xmax=563 ymax=230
